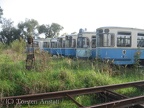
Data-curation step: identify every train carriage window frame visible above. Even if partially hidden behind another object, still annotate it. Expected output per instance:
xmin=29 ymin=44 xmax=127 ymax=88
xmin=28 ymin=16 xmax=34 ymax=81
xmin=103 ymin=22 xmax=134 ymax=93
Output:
xmin=57 ymin=38 xmax=62 ymax=48
xmin=97 ymin=33 xmax=115 ymax=47
xmin=43 ymin=42 xmax=49 ymax=48
xmin=77 ymin=37 xmax=83 ymax=48
xmin=77 ymin=37 xmax=90 ymax=48
xmin=137 ymin=33 xmax=144 ymax=47
xmin=91 ymin=35 xmax=96 ymax=48
xmin=72 ymin=39 xmax=76 ymax=48
xmin=51 ymin=42 xmax=57 ymax=48
xmin=62 ymin=40 xmax=65 ymax=48
xmin=65 ymin=36 xmax=73 ymax=48
xmin=117 ymin=32 xmax=131 ymax=47
xmin=65 ymin=39 xmax=69 ymax=48
xmin=33 ymin=41 xmax=39 ymax=47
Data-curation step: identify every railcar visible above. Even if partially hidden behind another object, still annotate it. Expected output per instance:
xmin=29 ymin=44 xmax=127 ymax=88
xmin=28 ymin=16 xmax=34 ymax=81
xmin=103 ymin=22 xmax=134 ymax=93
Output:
xmin=96 ymin=27 xmax=144 ymax=65
xmin=76 ymin=29 xmax=96 ymax=58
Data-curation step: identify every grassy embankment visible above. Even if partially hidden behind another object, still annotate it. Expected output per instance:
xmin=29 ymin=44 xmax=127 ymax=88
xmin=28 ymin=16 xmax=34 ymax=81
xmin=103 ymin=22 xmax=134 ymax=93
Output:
xmin=0 ymin=40 xmax=144 ymax=108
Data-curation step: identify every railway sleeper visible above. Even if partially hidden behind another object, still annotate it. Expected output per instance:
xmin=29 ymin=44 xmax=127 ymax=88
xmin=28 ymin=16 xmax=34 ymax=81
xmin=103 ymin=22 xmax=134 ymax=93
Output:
xmin=66 ymin=94 xmax=84 ymax=107
xmin=134 ymin=84 xmax=144 ymax=90
xmin=98 ymin=90 xmax=127 ymax=102
xmin=97 ymin=90 xmax=144 ymax=108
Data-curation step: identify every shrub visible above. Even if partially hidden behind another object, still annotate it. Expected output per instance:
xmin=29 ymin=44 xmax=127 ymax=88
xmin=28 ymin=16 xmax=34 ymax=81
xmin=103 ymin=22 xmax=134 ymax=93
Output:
xmin=11 ymin=38 xmax=26 ymax=54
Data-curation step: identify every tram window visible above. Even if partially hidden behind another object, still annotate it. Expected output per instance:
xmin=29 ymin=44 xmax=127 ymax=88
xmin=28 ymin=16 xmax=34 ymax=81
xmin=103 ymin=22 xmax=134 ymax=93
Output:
xmin=85 ymin=38 xmax=90 ymax=48
xmin=77 ymin=37 xmax=83 ymax=48
xmin=65 ymin=37 xmax=73 ymax=48
xmin=62 ymin=40 xmax=65 ymax=48
xmin=44 ymin=42 xmax=50 ymax=48
xmin=92 ymin=39 xmax=96 ymax=48
xmin=65 ymin=40 xmax=69 ymax=48
xmin=97 ymin=34 xmax=103 ymax=47
xmin=77 ymin=37 xmax=90 ymax=48
xmin=34 ymin=41 xmax=39 ymax=47
xmin=117 ymin=32 xmax=131 ymax=47
xmin=51 ymin=42 xmax=57 ymax=48
xmin=72 ymin=39 xmax=76 ymax=48
xmin=137 ymin=33 xmax=144 ymax=47
xmin=82 ymin=38 xmax=90 ymax=48
xmin=57 ymin=42 xmax=61 ymax=48
xmin=97 ymin=33 xmax=115 ymax=47
xmin=69 ymin=37 xmax=73 ymax=48
xmin=91 ymin=35 xmax=96 ymax=48
xmin=111 ymin=34 xmax=115 ymax=46
xmin=57 ymin=39 xmax=62 ymax=48
xmin=58 ymin=38 xmax=62 ymax=48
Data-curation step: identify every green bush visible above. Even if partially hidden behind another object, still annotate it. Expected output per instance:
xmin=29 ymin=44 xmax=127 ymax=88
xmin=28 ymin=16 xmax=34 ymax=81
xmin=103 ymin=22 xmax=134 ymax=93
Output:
xmin=11 ymin=38 xmax=26 ymax=53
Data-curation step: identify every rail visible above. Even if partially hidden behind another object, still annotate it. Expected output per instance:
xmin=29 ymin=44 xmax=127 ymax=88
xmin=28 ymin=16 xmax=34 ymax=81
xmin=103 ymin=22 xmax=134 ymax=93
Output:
xmin=1 ymin=80 xmax=144 ymax=108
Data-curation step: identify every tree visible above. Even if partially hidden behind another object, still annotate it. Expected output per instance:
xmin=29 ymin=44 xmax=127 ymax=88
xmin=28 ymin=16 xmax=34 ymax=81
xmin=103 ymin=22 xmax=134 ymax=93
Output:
xmin=0 ymin=6 xmax=3 ymax=23
xmin=38 ymin=23 xmax=63 ymax=38
xmin=18 ymin=19 xmax=39 ymax=39
xmin=61 ymin=33 xmax=68 ymax=36
xmin=71 ymin=32 xmax=77 ymax=34
xmin=50 ymin=23 xmax=64 ymax=37
xmin=0 ymin=18 xmax=21 ymax=44
xmin=38 ymin=24 xmax=49 ymax=34
xmin=1 ymin=18 xmax=13 ymax=29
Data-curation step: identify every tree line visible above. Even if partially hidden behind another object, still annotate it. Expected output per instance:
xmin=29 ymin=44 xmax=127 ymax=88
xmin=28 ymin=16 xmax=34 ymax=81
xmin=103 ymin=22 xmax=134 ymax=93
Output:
xmin=0 ymin=6 xmax=64 ymax=45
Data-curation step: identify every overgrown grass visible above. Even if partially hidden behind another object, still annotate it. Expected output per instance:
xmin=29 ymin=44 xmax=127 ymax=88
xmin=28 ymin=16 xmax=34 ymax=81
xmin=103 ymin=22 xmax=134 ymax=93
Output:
xmin=1 ymin=41 xmax=144 ymax=107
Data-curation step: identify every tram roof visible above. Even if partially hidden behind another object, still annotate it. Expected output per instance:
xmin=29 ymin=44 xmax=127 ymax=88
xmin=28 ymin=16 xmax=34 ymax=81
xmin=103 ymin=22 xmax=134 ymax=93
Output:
xmin=78 ymin=31 xmax=95 ymax=34
xmin=97 ymin=26 xmax=144 ymax=31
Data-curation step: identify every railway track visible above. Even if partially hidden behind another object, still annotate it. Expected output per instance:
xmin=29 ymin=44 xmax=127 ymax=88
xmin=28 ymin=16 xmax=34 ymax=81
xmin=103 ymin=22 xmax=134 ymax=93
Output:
xmin=1 ymin=80 xmax=144 ymax=108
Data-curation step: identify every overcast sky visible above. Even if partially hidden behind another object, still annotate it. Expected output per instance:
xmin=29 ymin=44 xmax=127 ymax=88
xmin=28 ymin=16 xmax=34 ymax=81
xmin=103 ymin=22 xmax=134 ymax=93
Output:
xmin=1 ymin=0 xmax=144 ymax=34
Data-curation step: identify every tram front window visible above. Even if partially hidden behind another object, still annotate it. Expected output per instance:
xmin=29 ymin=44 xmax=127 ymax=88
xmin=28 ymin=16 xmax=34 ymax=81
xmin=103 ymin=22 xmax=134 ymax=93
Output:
xmin=65 ymin=40 xmax=69 ymax=48
xmin=72 ymin=39 xmax=76 ymax=48
xmin=51 ymin=42 xmax=57 ymax=48
xmin=77 ymin=37 xmax=90 ymax=48
xmin=57 ymin=38 xmax=62 ymax=48
xmin=97 ymin=33 xmax=115 ymax=47
xmin=43 ymin=42 xmax=49 ymax=48
xmin=33 ymin=41 xmax=39 ymax=47
xmin=91 ymin=36 xmax=96 ymax=48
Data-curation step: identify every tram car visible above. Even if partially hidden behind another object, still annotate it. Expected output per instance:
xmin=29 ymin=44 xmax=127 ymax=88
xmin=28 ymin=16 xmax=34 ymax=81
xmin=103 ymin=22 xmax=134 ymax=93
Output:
xmin=76 ymin=29 xmax=96 ymax=58
xmin=64 ymin=34 xmax=77 ymax=57
xmin=96 ymin=27 xmax=144 ymax=65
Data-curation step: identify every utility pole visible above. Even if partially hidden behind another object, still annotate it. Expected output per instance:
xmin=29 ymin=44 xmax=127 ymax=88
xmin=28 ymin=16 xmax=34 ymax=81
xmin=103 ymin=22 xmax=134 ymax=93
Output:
xmin=26 ymin=36 xmax=35 ymax=70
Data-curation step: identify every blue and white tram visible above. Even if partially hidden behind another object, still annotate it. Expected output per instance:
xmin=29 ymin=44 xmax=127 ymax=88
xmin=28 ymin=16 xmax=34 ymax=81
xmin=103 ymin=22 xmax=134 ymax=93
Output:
xmin=96 ymin=27 xmax=144 ymax=65
xmin=76 ymin=29 xmax=96 ymax=58
xmin=64 ymin=34 xmax=77 ymax=57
